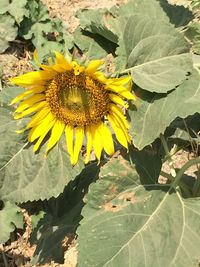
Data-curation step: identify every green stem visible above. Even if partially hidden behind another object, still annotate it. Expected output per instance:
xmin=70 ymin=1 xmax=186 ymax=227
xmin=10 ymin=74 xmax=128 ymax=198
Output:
xmin=173 ymin=157 xmax=200 ymax=187
xmin=192 ymin=166 xmax=200 ymax=197
xmin=160 ymin=171 xmax=191 ymax=196
xmin=120 ymin=67 xmax=133 ymax=74
xmin=160 ymin=171 xmax=174 ymax=182
xmin=160 ymin=134 xmax=176 ymax=178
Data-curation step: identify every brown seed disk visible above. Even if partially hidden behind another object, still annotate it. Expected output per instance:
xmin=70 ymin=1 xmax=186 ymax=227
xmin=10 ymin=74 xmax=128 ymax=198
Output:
xmin=45 ymin=71 xmax=110 ymax=126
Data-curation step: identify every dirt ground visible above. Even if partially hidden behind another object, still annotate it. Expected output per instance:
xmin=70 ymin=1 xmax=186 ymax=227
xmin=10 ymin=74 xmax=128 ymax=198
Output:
xmin=0 ymin=0 xmax=199 ymax=267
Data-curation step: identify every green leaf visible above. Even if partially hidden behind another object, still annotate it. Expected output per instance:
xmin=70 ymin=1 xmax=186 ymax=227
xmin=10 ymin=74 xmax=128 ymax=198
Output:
xmin=76 ymin=9 xmax=118 ymax=43
xmin=118 ymin=0 xmax=169 ymax=23
xmin=118 ymin=0 xmax=193 ymax=28
xmin=0 ymin=202 xmax=23 ymax=244
xmin=31 ymin=211 xmax=45 ymax=230
xmin=22 ymin=21 xmax=52 ymax=44
xmin=159 ymin=0 xmax=193 ymax=28
xmin=168 ymin=114 xmax=200 ymax=145
xmin=0 ymin=88 xmax=84 ymax=203
xmin=126 ymin=147 xmax=162 ymax=184
xmin=82 ymin=158 xmax=141 ymax=215
xmin=0 ymin=131 xmax=84 ymax=203
xmin=0 ymin=0 xmax=9 ymax=13
xmin=129 ymin=69 xmax=200 ymax=149
xmin=31 ymin=163 xmax=100 ymax=264
xmin=123 ymin=15 xmax=192 ymax=92
xmin=19 ymin=3 xmax=73 ymax=61
xmin=0 ymin=0 xmax=28 ymax=24
xmin=185 ymin=22 xmax=200 ymax=55
xmin=0 ymin=86 xmax=24 ymax=104
xmin=25 ymin=0 xmax=49 ymax=23
xmin=77 ymin=159 xmax=200 ymax=266
xmin=74 ymin=28 xmax=114 ymax=59
xmin=0 ymin=14 xmax=17 ymax=53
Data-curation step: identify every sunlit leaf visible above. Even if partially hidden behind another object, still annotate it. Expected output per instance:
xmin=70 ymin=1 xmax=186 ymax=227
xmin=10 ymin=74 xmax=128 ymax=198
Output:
xmin=74 ymin=28 xmax=114 ymax=59
xmin=0 ymin=0 xmax=28 ymax=24
xmin=123 ymin=15 xmax=192 ymax=92
xmin=76 ymin=9 xmax=118 ymax=43
xmin=129 ymin=69 xmax=200 ymax=149
xmin=0 ymin=14 xmax=17 ymax=53
xmin=77 ymin=158 xmax=200 ymax=267
xmin=0 ymin=202 xmax=23 ymax=244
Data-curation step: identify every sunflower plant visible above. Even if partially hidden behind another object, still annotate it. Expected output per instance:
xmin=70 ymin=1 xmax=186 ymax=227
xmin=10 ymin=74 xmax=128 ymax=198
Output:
xmin=10 ymin=52 xmax=134 ymax=165
xmin=0 ymin=0 xmax=200 ymax=266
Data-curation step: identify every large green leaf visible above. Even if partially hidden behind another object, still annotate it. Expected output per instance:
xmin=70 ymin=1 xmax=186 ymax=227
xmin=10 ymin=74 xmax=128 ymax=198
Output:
xmin=0 ymin=202 xmax=23 ymax=244
xmin=123 ymin=15 xmax=192 ymax=92
xmin=0 ymin=14 xmax=17 ymax=53
xmin=77 ymin=158 xmax=200 ymax=267
xmin=129 ymin=68 xmax=200 ymax=149
xmin=119 ymin=0 xmax=169 ymax=23
xmin=0 ymin=88 xmax=84 ymax=203
xmin=118 ymin=0 xmax=193 ymax=28
xmin=0 ymin=86 xmax=24 ymax=104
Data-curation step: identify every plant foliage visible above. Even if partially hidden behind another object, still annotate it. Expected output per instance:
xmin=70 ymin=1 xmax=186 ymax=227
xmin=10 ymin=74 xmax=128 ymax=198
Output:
xmin=0 ymin=0 xmax=200 ymax=266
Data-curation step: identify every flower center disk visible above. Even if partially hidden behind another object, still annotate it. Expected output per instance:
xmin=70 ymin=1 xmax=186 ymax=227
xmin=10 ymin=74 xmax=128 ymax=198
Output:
xmin=45 ymin=71 xmax=110 ymax=126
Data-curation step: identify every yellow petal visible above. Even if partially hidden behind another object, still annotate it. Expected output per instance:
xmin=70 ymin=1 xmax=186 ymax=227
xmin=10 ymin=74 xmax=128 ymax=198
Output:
xmin=110 ymin=104 xmax=129 ymax=129
xmin=46 ymin=120 xmax=65 ymax=154
xmin=15 ymin=94 xmax=45 ymax=113
xmin=10 ymin=70 xmax=55 ymax=86
xmin=72 ymin=127 xmax=84 ymax=165
xmin=106 ymin=85 xmax=135 ymax=100
xmin=16 ymin=128 xmax=27 ymax=134
xmin=85 ymin=126 xmax=93 ymax=164
xmin=33 ymin=50 xmax=40 ymax=66
xmin=14 ymin=101 xmax=46 ymax=119
xmin=10 ymin=90 xmax=34 ymax=105
xmin=106 ymin=76 xmax=131 ymax=86
xmin=26 ymin=106 xmax=50 ymax=129
xmin=33 ymin=119 xmax=57 ymax=152
xmin=85 ymin=60 xmax=103 ymax=74
xmin=107 ymin=114 xmax=128 ymax=149
xmin=40 ymin=62 xmax=68 ymax=73
xmin=65 ymin=125 xmax=74 ymax=159
xmin=72 ymin=61 xmax=84 ymax=76
xmin=93 ymin=71 xmax=107 ymax=83
xmin=29 ymin=85 xmax=46 ymax=93
xmin=54 ymin=51 xmax=72 ymax=70
xmin=109 ymin=93 xmax=128 ymax=108
xmin=100 ymin=123 xmax=114 ymax=156
xmin=28 ymin=112 xmax=55 ymax=142
xmin=90 ymin=123 xmax=103 ymax=161
xmin=111 ymin=111 xmax=131 ymax=143
xmin=33 ymin=134 xmax=46 ymax=152
xmin=33 ymin=124 xmax=51 ymax=152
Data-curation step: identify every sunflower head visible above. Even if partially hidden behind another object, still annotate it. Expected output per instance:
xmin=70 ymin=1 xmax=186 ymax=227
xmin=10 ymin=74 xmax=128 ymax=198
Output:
xmin=10 ymin=51 xmax=135 ymax=165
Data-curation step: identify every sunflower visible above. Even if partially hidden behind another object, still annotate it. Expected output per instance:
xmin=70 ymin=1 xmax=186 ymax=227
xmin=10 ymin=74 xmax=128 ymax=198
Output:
xmin=10 ymin=52 xmax=135 ymax=165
